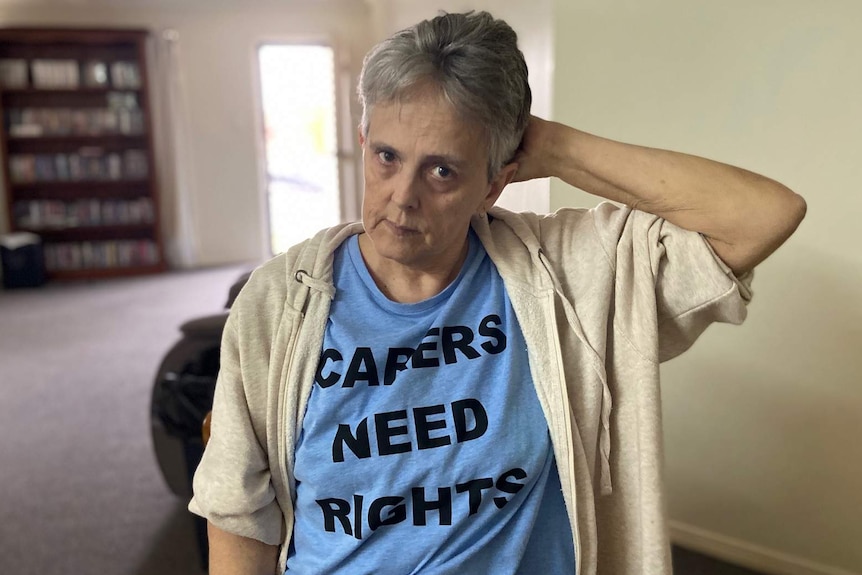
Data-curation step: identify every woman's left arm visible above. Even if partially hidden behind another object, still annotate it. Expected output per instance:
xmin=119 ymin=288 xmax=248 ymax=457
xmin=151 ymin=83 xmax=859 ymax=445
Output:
xmin=512 ymin=116 xmax=807 ymax=275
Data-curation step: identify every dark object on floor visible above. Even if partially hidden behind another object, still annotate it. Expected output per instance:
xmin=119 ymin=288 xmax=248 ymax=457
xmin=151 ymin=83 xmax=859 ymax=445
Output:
xmin=150 ymin=270 xmax=251 ymax=568
xmin=0 ymin=232 xmax=46 ymax=289
xmin=672 ymin=545 xmax=767 ymax=575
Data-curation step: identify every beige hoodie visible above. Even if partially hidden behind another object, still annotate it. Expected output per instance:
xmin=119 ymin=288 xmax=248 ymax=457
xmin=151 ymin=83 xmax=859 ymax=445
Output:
xmin=190 ymin=202 xmax=752 ymax=574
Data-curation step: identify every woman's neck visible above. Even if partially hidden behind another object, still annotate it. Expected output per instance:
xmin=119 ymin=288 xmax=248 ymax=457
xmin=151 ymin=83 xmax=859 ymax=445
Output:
xmin=357 ymin=233 xmax=469 ymax=303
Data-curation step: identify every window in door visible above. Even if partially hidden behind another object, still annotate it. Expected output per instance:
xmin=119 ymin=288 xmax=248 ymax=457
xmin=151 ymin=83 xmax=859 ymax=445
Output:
xmin=257 ymin=44 xmax=340 ymax=254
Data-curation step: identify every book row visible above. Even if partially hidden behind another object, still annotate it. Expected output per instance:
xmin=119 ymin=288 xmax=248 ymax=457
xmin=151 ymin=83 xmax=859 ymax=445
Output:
xmin=14 ymin=197 xmax=155 ymax=230
xmin=9 ymin=150 xmax=149 ymax=183
xmin=44 ymin=239 xmax=159 ymax=271
xmin=7 ymin=103 xmax=145 ymax=138
xmin=0 ymin=58 xmax=141 ymax=90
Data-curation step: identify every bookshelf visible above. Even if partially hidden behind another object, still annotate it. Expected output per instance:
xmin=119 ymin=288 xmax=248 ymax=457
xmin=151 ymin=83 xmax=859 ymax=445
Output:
xmin=0 ymin=28 xmax=164 ymax=280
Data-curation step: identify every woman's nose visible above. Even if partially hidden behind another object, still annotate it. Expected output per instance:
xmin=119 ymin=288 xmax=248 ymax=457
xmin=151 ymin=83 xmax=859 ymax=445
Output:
xmin=390 ymin=172 xmax=420 ymax=209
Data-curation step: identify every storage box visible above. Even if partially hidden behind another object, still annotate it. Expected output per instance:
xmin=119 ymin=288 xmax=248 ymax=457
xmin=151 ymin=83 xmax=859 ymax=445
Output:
xmin=1 ymin=232 xmax=46 ymax=289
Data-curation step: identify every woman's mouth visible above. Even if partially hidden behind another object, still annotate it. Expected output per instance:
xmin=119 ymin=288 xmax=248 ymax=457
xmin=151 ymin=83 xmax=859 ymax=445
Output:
xmin=384 ymin=220 xmax=418 ymax=236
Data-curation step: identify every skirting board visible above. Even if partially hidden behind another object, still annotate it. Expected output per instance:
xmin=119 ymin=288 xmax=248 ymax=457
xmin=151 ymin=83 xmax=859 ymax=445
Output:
xmin=669 ymin=521 xmax=859 ymax=575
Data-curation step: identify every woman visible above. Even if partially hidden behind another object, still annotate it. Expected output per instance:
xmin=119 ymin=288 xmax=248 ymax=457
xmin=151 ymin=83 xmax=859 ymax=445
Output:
xmin=191 ymin=11 xmax=805 ymax=575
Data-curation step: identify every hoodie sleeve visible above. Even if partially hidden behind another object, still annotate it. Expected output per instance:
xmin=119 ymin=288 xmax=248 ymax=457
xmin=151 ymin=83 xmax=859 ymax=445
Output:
xmin=590 ymin=202 xmax=754 ymax=363
xmin=188 ymin=299 xmax=284 ymax=546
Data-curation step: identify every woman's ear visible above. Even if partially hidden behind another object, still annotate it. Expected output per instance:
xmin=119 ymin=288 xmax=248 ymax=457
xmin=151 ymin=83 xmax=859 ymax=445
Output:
xmin=483 ymin=162 xmax=520 ymax=211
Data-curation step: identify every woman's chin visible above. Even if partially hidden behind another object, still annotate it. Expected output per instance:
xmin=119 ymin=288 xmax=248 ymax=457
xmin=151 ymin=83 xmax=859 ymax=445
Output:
xmin=362 ymin=229 xmax=423 ymax=267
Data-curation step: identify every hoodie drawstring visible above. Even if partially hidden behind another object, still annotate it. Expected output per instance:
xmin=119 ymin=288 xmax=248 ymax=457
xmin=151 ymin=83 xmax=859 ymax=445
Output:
xmin=537 ymin=249 xmax=614 ymax=496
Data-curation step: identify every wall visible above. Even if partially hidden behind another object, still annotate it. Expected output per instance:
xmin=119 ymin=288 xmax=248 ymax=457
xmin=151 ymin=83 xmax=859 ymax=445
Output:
xmin=552 ymin=0 xmax=861 ymax=573
xmin=0 ymin=0 xmax=373 ymax=266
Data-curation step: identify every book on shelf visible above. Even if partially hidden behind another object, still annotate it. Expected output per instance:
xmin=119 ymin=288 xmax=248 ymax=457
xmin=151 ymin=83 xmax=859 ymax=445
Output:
xmin=6 ymin=101 xmax=144 ymax=138
xmin=110 ymin=61 xmax=141 ymax=89
xmin=44 ymin=239 xmax=159 ymax=271
xmin=13 ymin=197 xmax=155 ymax=229
xmin=31 ymin=59 xmax=80 ymax=89
xmin=9 ymin=149 xmax=150 ymax=183
xmin=3 ymin=59 xmax=142 ymax=91
xmin=0 ymin=58 xmax=28 ymax=88
xmin=123 ymin=150 xmax=148 ymax=179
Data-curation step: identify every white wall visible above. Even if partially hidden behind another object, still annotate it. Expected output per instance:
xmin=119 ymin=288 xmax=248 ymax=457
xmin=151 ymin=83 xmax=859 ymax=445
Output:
xmin=552 ymin=1 xmax=862 ymax=573
xmin=367 ymin=0 xmax=553 ymax=214
xmin=0 ymin=0 xmax=374 ymax=266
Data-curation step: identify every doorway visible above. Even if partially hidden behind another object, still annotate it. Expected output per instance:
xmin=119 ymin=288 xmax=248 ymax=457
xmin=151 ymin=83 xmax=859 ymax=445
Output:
xmin=257 ymin=44 xmax=340 ymax=254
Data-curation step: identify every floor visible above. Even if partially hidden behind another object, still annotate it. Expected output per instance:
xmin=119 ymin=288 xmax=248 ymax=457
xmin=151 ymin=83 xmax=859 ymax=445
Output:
xmin=673 ymin=546 xmax=768 ymax=575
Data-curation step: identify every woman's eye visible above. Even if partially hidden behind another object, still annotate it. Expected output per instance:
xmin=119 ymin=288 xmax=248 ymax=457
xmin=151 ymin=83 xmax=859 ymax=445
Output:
xmin=432 ymin=165 xmax=453 ymax=179
xmin=377 ymin=150 xmax=396 ymax=164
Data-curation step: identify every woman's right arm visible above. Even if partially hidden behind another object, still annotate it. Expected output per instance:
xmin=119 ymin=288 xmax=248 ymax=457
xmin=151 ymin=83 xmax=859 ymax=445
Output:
xmin=207 ymin=522 xmax=279 ymax=575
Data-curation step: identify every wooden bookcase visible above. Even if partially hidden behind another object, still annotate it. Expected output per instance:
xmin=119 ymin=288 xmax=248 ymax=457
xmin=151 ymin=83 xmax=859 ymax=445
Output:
xmin=0 ymin=28 xmax=164 ymax=280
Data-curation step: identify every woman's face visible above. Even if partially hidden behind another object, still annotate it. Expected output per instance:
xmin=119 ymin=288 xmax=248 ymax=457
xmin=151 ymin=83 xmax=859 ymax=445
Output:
xmin=359 ymin=91 xmax=514 ymax=277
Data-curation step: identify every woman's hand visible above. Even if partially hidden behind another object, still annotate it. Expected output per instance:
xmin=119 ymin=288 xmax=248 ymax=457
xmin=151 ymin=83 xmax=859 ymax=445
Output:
xmin=511 ymin=115 xmax=562 ymax=183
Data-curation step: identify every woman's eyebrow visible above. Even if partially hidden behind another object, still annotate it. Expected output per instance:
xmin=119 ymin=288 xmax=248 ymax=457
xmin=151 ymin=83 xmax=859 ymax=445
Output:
xmin=368 ymin=140 xmax=396 ymax=152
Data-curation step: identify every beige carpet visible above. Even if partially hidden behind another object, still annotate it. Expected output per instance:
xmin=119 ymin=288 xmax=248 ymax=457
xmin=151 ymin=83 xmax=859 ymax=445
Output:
xmin=0 ymin=264 xmax=249 ymax=575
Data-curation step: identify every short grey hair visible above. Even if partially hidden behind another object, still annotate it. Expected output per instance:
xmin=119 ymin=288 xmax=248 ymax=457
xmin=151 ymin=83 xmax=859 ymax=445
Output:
xmin=358 ymin=11 xmax=532 ymax=180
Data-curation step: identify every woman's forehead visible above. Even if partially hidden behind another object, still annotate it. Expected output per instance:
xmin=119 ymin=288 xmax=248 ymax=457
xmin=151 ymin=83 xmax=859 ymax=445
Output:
xmin=366 ymin=94 xmax=488 ymax=163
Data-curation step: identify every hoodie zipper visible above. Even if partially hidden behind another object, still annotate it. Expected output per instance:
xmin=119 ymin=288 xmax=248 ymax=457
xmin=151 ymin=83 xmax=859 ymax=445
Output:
xmin=277 ymin=306 xmax=304 ymax=570
xmin=278 ymin=268 xmax=326 ymax=570
xmin=543 ymin=289 xmax=582 ymax=575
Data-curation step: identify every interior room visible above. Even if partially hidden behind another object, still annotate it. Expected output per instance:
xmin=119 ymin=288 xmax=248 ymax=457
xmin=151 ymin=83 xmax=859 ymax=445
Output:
xmin=0 ymin=0 xmax=859 ymax=574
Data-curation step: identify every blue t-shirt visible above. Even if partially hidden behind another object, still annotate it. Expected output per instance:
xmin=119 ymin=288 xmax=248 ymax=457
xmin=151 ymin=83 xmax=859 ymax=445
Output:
xmin=287 ymin=232 xmax=575 ymax=574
